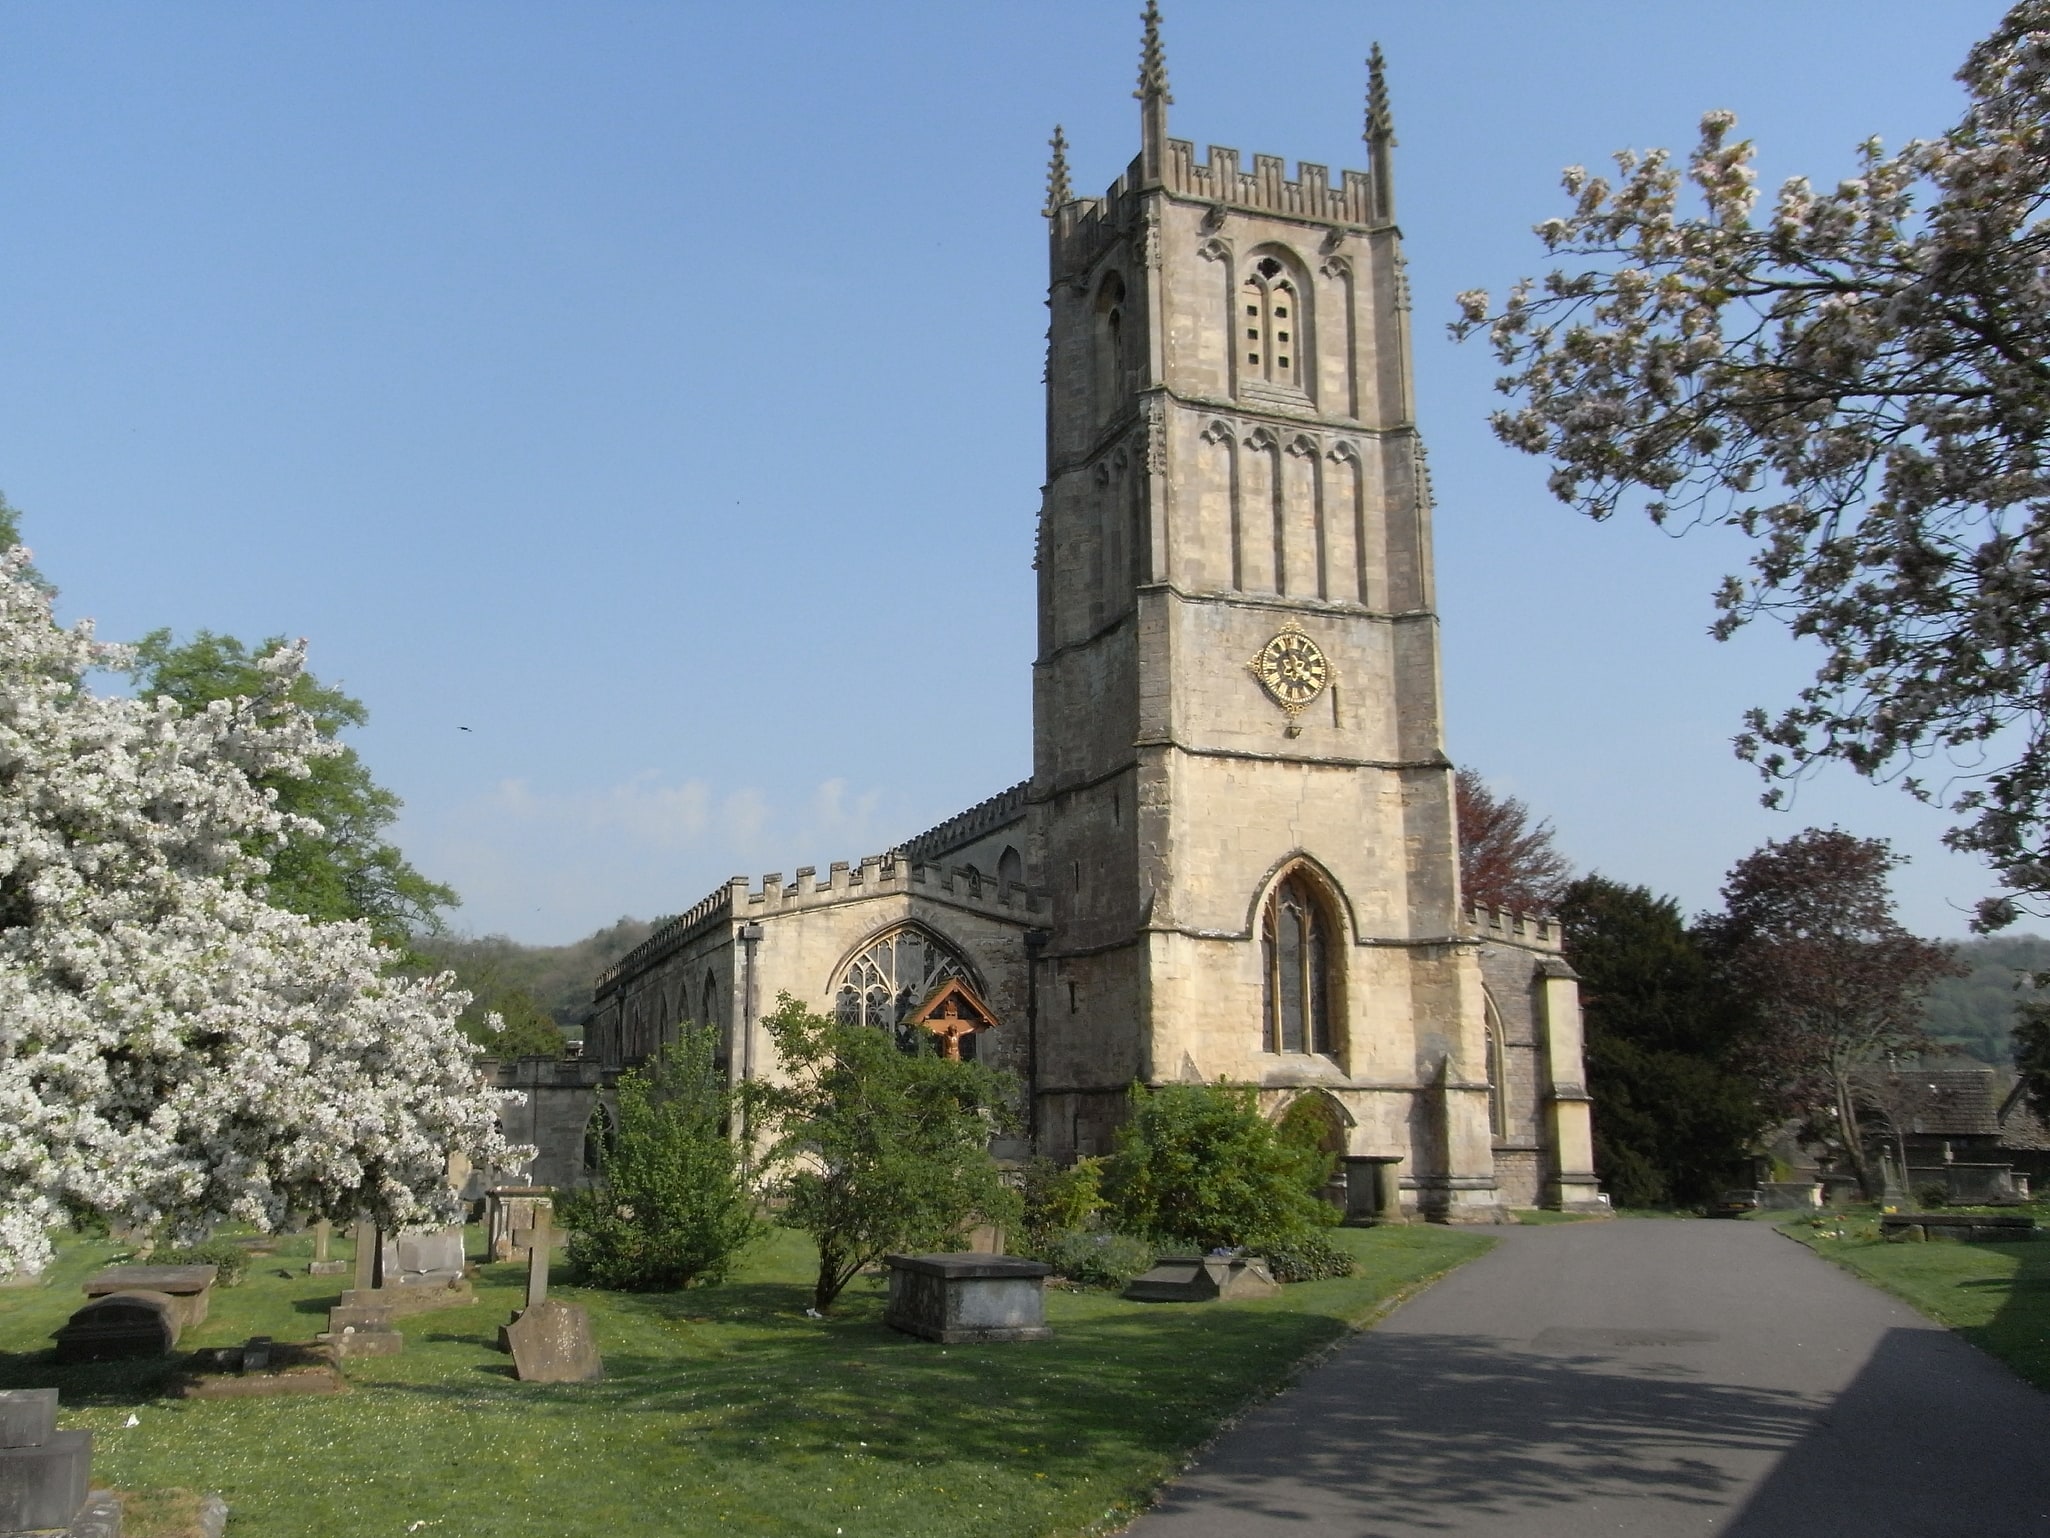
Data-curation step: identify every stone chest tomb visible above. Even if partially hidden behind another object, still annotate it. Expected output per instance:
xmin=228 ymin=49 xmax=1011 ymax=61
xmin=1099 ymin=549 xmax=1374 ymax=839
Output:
xmin=884 ymin=1253 xmax=1052 ymax=1343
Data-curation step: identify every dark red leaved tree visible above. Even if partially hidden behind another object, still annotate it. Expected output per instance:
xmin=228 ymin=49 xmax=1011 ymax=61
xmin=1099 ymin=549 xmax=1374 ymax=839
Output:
xmin=1696 ymin=827 xmax=1960 ymax=1197
xmin=1454 ymin=767 xmax=1572 ymax=915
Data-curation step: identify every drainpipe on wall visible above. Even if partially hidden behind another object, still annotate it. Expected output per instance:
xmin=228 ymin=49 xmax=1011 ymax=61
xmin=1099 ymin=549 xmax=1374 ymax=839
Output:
xmin=737 ymin=922 xmax=764 ymax=1169
xmin=1023 ymin=928 xmax=1050 ymax=1156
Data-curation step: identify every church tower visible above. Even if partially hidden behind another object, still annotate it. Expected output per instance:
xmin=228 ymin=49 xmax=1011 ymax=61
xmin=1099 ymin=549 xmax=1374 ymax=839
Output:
xmin=1028 ymin=7 xmax=1541 ymax=1219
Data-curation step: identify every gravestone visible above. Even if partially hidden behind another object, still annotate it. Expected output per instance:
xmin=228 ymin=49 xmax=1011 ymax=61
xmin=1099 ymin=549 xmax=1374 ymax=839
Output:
xmin=883 ymin=1253 xmax=1052 ymax=1343
xmin=505 ymin=1301 xmax=603 ymax=1383
xmin=380 ymin=1226 xmax=466 ymax=1286
xmin=0 ymin=1389 xmax=96 ymax=1535
xmin=81 ymin=1264 xmax=215 ymax=1328
xmin=54 ymin=1291 xmax=182 ymax=1361
xmin=1123 ymin=1254 xmax=1279 ymax=1303
xmin=486 ymin=1187 xmax=553 ymax=1262
xmin=308 ymin=1220 xmax=347 ymax=1277
xmin=498 ymin=1207 xmax=554 ymax=1349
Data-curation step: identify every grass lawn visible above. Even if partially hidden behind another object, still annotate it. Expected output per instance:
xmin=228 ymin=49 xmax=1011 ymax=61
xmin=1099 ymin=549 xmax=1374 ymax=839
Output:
xmin=1780 ymin=1208 xmax=2050 ymax=1391
xmin=0 ymin=1222 xmax=1489 ymax=1538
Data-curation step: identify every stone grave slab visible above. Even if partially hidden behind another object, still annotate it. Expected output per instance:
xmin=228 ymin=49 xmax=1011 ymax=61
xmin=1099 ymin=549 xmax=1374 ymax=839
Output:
xmin=1123 ymin=1254 xmax=1279 ymax=1303
xmin=81 ymin=1264 xmax=215 ymax=1328
xmin=884 ymin=1253 xmax=1052 ymax=1343
xmin=176 ymin=1338 xmax=346 ymax=1399
xmin=505 ymin=1299 xmax=603 ymax=1383
xmin=0 ymin=1389 xmax=93 ymax=1535
xmin=1882 ymin=1211 xmax=2040 ymax=1243
xmin=54 ymin=1291 xmax=182 ymax=1361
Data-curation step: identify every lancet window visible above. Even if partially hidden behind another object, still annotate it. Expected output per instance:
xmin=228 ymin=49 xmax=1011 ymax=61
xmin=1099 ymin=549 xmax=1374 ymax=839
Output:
xmin=1262 ymin=871 xmax=1335 ymax=1055
xmin=1096 ymin=271 xmax=1129 ymax=419
xmin=1239 ymin=255 xmax=1303 ymax=389
xmin=1484 ymin=993 xmax=1509 ymax=1138
xmin=834 ymin=925 xmax=973 ymax=1050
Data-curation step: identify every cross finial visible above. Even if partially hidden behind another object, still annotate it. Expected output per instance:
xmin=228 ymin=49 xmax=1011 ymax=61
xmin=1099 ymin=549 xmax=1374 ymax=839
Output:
xmin=1365 ymin=43 xmax=1395 ymax=144
xmin=1044 ymin=124 xmax=1073 ymax=217
xmin=1135 ymin=0 xmax=1172 ymax=105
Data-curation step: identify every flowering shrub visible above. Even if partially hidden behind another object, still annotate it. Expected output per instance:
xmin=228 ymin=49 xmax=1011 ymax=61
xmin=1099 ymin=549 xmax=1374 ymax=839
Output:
xmin=0 ymin=548 xmax=522 ymax=1278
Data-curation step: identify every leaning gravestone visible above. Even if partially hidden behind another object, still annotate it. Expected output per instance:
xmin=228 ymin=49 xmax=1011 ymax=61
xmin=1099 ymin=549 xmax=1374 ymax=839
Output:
xmin=505 ymin=1301 xmax=603 ymax=1383
xmin=0 ymin=1388 xmax=107 ymax=1535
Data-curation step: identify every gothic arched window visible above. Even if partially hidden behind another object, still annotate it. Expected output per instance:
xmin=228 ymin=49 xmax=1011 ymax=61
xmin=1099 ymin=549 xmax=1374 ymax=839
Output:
xmin=1262 ymin=871 xmax=1336 ymax=1055
xmin=834 ymin=925 xmax=973 ymax=1050
xmin=582 ymin=1103 xmax=615 ymax=1179
xmin=1484 ymin=991 xmax=1509 ymax=1138
xmin=998 ymin=845 xmax=1024 ymax=890
xmin=1239 ymin=254 xmax=1303 ymax=390
xmin=1095 ymin=271 xmax=1128 ymax=417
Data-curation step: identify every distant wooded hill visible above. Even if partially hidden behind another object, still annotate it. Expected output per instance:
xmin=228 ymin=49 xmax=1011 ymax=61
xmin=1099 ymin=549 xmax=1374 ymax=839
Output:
xmin=414 ymin=916 xmax=662 ymax=1039
xmin=1920 ymin=934 xmax=2050 ymax=1066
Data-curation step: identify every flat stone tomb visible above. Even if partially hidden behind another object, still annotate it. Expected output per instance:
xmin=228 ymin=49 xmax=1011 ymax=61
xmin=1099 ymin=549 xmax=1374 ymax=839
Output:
xmin=884 ymin=1253 xmax=1053 ymax=1343
xmin=81 ymin=1263 xmax=216 ymax=1328
xmin=0 ymin=1388 xmax=95 ymax=1535
xmin=54 ymin=1291 xmax=185 ymax=1362
xmin=177 ymin=1337 xmax=346 ymax=1399
xmin=1124 ymin=1254 xmax=1279 ymax=1303
xmin=1882 ymin=1211 xmax=2040 ymax=1243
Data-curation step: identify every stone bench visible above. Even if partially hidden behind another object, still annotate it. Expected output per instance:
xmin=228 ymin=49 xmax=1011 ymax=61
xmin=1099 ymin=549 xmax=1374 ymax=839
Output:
xmin=1881 ymin=1212 xmax=2040 ymax=1243
xmin=884 ymin=1253 xmax=1051 ymax=1343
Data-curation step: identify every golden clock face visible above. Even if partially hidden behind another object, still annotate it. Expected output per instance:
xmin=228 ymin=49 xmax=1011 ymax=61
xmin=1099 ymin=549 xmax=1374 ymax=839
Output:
xmin=1249 ymin=624 xmax=1330 ymax=713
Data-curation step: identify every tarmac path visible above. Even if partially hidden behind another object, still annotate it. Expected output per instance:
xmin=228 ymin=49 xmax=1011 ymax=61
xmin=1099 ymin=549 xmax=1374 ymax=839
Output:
xmin=1125 ymin=1219 xmax=2050 ymax=1537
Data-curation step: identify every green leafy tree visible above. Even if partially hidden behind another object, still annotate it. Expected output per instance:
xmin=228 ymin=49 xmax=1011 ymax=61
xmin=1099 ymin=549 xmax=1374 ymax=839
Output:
xmin=745 ymin=996 xmax=1021 ymax=1315
xmin=126 ymin=629 xmax=456 ymax=951
xmin=1453 ymin=3 xmax=2050 ymax=930
xmin=2010 ymin=981 xmax=2050 ymax=1124
xmin=427 ymin=943 xmax=568 ymax=1059
xmin=561 ymin=1026 xmax=761 ymax=1290
xmin=1558 ymin=876 xmax=1763 ymax=1208
xmin=1018 ymin=1155 xmax=1106 ymax=1254
xmin=1102 ymin=1082 xmax=1334 ymax=1252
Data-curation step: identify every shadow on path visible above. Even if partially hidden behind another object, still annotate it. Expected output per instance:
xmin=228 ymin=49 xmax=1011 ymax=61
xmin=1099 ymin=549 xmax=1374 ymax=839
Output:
xmin=1142 ymin=1329 xmax=1815 ymax=1535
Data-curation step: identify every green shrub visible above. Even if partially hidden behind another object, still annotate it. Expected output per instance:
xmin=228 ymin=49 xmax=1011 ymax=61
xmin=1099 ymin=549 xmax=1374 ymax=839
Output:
xmin=562 ymin=1025 xmax=762 ymax=1291
xmin=1914 ymin=1182 xmax=1950 ymax=1209
xmin=1103 ymin=1081 xmax=1336 ymax=1253
xmin=1019 ymin=1157 xmax=1105 ymax=1252
xmin=156 ymin=1238 xmax=248 ymax=1287
xmin=1040 ymin=1229 xmax=1155 ymax=1289
xmin=745 ymin=996 xmax=1023 ymax=1314
xmin=1263 ymin=1232 xmax=1356 ymax=1283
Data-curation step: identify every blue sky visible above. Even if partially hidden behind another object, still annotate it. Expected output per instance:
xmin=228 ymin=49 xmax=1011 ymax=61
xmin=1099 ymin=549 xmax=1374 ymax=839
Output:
xmin=1 ymin=1 xmax=2017 ymax=943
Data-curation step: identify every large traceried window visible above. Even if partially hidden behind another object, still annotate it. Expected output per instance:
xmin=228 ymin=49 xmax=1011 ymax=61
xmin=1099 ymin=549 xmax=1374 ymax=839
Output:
xmin=835 ymin=925 xmax=973 ymax=1051
xmin=1262 ymin=871 xmax=1336 ymax=1055
xmin=1239 ymin=255 xmax=1303 ymax=390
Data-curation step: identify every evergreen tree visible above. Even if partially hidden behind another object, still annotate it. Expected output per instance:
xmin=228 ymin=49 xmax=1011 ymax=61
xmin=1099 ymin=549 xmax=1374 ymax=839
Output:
xmin=1559 ymin=876 xmax=1762 ymax=1207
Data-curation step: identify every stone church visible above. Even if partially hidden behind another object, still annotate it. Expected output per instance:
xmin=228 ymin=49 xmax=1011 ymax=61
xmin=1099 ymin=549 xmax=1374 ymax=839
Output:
xmin=516 ymin=8 xmax=1603 ymax=1221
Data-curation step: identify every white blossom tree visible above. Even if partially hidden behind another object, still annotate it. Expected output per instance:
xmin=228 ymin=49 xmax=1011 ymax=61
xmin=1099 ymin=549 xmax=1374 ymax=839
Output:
xmin=0 ymin=548 xmax=522 ymax=1277
xmin=1453 ymin=2 xmax=2050 ymax=929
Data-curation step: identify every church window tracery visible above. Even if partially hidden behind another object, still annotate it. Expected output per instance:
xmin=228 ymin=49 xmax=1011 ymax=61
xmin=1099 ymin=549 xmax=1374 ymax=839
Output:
xmin=1239 ymin=254 xmax=1304 ymax=389
xmin=1262 ymin=870 xmax=1337 ymax=1055
xmin=834 ymin=925 xmax=973 ymax=1050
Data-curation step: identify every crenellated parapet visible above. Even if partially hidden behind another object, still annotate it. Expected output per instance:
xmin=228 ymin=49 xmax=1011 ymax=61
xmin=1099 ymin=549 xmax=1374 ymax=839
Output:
xmin=1464 ymin=903 xmax=1566 ymax=952
xmin=898 ymin=780 xmax=1029 ymax=864
xmin=596 ymin=843 xmax=1047 ymax=1000
xmin=1049 ymin=140 xmax=1380 ymax=282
